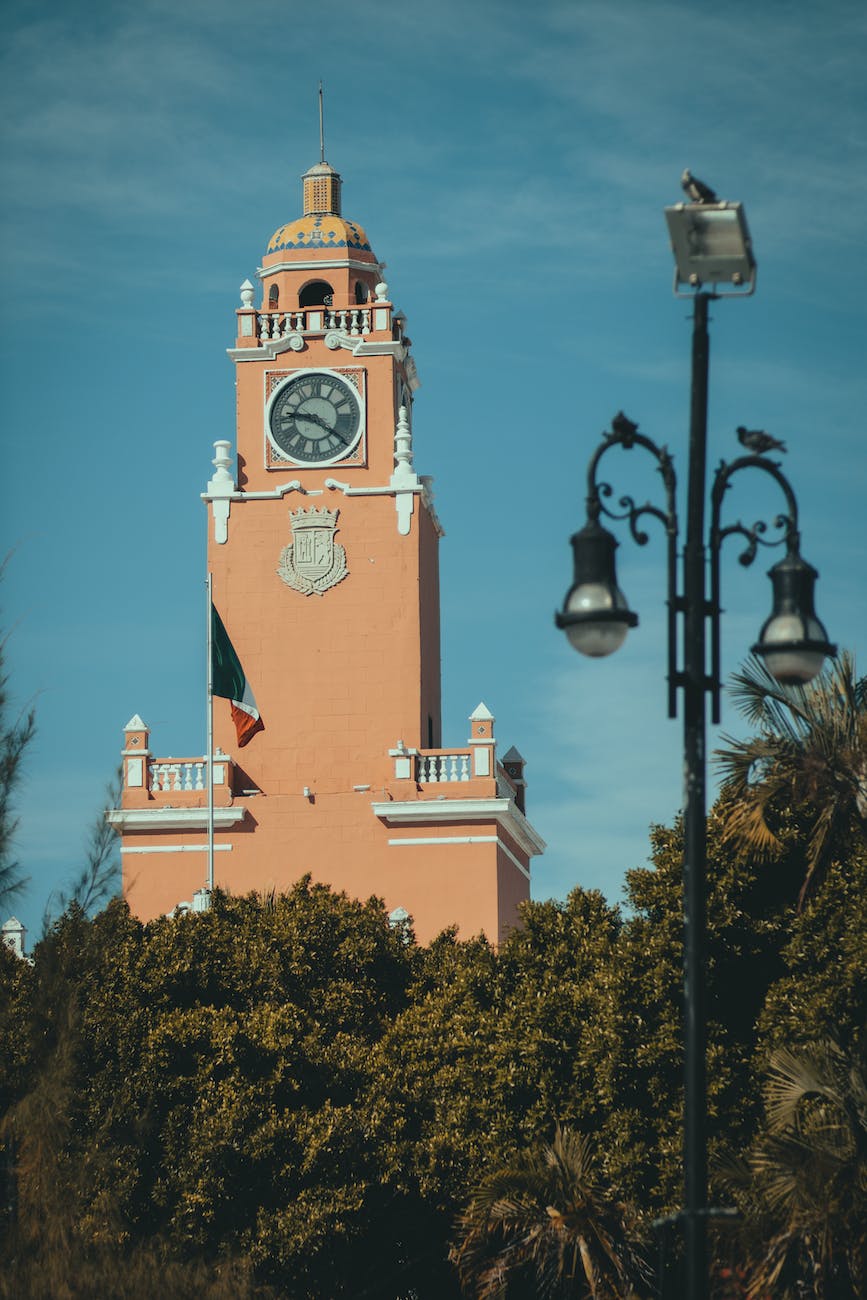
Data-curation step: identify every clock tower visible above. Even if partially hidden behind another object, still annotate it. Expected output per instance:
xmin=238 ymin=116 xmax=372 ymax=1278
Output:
xmin=110 ymin=156 xmax=545 ymax=943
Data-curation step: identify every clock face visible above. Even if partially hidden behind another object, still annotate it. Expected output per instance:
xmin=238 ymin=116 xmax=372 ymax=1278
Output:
xmin=267 ymin=371 xmax=362 ymax=465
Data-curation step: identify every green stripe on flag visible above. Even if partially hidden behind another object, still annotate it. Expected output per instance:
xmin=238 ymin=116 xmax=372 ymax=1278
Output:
xmin=211 ymin=606 xmax=246 ymax=703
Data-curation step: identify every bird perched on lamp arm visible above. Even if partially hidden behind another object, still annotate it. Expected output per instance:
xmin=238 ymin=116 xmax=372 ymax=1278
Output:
xmin=737 ymin=425 xmax=787 ymax=455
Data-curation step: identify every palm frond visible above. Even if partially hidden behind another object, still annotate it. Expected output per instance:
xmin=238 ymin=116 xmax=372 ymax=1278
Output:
xmin=763 ymin=1043 xmax=843 ymax=1131
xmin=716 ymin=652 xmax=866 ymax=906
xmin=743 ymin=1038 xmax=867 ymax=1297
xmin=727 ymin=657 xmax=813 ymax=737
xmin=452 ymin=1126 xmax=650 ymax=1299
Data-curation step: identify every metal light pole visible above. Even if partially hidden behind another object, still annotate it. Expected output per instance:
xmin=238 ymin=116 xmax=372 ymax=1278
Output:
xmin=556 ymin=189 xmax=836 ymax=1299
xmin=682 ymin=286 xmax=711 ymax=1300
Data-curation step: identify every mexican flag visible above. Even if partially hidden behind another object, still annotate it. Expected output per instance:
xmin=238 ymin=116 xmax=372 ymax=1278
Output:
xmin=211 ymin=605 xmax=264 ymax=747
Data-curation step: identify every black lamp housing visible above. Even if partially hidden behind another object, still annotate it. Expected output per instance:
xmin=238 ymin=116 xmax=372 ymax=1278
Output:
xmin=752 ymin=545 xmax=836 ymax=684
xmin=556 ymin=515 xmax=638 ymax=657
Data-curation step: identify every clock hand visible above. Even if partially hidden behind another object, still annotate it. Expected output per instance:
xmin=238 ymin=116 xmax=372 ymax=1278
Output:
xmin=295 ymin=409 xmax=333 ymax=433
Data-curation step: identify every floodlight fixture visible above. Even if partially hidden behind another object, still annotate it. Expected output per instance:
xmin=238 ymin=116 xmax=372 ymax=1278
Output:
xmin=665 ymin=202 xmax=756 ymax=297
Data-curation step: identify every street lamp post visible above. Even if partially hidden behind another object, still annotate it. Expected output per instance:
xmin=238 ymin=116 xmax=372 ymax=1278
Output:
xmin=556 ymin=192 xmax=835 ymax=1300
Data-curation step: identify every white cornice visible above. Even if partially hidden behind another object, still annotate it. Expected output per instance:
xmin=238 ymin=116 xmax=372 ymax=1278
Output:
xmin=256 ymin=258 xmax=380 ymax=276
xmin=349 ymin=339 xmax=407 ymax=359
xmin=371 ymin=797 xmax=546 ymax=858
xmin=106 ymin=807 xmax=247 ymax=832
xmin=227 ymin=337 xmax=307 ymax=363
xmin=227 ymin=337 xmax=408 ymax=364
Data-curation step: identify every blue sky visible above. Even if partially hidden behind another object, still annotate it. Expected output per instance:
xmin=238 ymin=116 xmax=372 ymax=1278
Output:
xmin=2 ymin=0 xmax=866 ymax=943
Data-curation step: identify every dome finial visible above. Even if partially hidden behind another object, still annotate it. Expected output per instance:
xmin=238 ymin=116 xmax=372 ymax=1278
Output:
xmin=302 ymin=80 xmax=342 ymax=216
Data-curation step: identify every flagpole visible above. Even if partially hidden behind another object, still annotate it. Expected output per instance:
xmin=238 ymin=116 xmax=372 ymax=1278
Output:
xmin=206 ymin=572 xmax=215 ymax=893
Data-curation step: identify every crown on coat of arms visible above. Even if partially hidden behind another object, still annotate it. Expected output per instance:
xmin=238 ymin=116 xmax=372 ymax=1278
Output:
xmin=289 ymin=506 xmax=339 ymax=529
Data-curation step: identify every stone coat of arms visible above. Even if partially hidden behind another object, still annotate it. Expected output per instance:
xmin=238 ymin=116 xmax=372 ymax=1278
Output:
xmin=277 ymin=506 xmax=348 ymax=596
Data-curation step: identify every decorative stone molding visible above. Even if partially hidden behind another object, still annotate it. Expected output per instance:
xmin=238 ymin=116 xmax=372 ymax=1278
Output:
xmin=202 ymin=447 xmax=313 ymax=542
xmin=371 ymin=796 xmax=546 ymax=860
xmin=468 ymin=702 xmax=495 ymax=777
xmin=256 ymin=257 xmax=378 ymax=276
xmin=205 ymin=440 xmax=236 ymax=544
xmin=122 ymin=716 xmax=151 ymax=791
xmin=107 ymin=807 xmax=247 ymax=832
xmin=390 ymin=405 xmax=419 ymax=535
xmin=388 ymin=739 xmax=419 ymax=780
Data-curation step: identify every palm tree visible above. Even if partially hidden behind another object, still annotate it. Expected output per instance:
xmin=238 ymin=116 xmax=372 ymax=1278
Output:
xmin=715 ymin=651 xmax=867 ymax=906
xmin=451 ymin=1126 xmax=650 ymax=1299
xmin=741 ymin=1039 xmax=867 ymax=1298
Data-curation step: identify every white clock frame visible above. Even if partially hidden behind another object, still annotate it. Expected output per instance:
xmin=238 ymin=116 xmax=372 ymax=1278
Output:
xmin=264 ymin=366 xmax=366 ymax=469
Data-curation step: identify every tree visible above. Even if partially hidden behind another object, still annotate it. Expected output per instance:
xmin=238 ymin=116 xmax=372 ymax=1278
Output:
xmin=41 ymin=769 xmax=122 ymax=928
xmin=0 ymin=885 xmax=423 ymax=1298
xmin=366 ymin=889 xmax=623 ymax=1214
xmin=451 ymin=1125 xmax=650 ymax=1299
xmin=716 ymin=652 xmax=867 ymax=906
xmin=0 ymin=581 xmax=36 ymax=910
xmin=756 ymin=833 xmax=867 ymax=1052
xmin=719 ymin=1038 xmax=867 ymax=1299
xmin=1 ymin=794 xmax=864 ymax=1296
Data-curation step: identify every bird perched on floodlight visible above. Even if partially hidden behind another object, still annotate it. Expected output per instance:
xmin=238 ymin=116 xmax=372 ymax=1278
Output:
xmin=681 ymin=168 xmax=719 ymax=204
xmin=736 ymin=425 xmax=787 ymax=455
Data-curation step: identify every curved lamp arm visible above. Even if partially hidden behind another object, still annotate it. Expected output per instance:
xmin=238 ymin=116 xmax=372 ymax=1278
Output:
xmin=708 ymin=453 xmax=834 ymax=718
xmin=585 ymin=414 xmax=680 ymax=715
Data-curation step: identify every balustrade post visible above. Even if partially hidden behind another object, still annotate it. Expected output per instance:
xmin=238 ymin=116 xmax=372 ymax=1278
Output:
xmin=468 ymin=702 xmax=495 ymax=778
xmin=121 ymin=715 xmax=151 ymax=806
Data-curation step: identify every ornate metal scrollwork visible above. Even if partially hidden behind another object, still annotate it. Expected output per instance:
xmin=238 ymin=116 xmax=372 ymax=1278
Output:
xmin=584 ymin=415 xmax=679 ymax=715
xmin=579 ymin=419 xmax=810 ymax=723
xmin=708 ymin=453 xmax=802 ymax=720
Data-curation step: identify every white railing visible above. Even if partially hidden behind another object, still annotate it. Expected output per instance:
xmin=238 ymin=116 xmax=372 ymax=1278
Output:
xmin=148 ymin=759 xmax=229 ymax=794
xmin=149 ymin=761 xmax=206 ymax=793
xmin=257 ymin=306 xmax=373 ymax=341
xmin=417 ymin=750 xmax=472 ymax=783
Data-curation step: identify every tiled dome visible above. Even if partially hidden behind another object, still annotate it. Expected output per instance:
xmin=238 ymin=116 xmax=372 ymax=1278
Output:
xmin=266 ymin=214 xmax=372 ymax=254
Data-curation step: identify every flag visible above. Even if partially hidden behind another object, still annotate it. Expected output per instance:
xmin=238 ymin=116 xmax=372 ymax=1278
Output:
xmin=211 ymin=605 xmax=264 ymax=747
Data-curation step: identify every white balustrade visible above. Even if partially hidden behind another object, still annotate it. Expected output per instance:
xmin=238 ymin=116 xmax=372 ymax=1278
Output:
xmin=417 ymin=751 xmax=471 ymax=783
xmin=149 ymin=761 xmax=207 ymax=794
xmin=250 ymin=305 xmax=379 ymax=343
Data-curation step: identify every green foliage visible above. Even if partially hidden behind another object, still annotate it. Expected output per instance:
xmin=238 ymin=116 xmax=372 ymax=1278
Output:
xmin=0 ymin=696 xmax=865 ymax=1298
xmin=0 ymin=1238 xmax=275 ymax=1300
xmin=757 ymin=832 xmax=867 ymax=1052
xmin=452 ymin=1125 xmax=651 ymax=1299
xmin=716 ymin=652 xmax=867 ymax=906
xmin=716 ymin=1038 xmax=867 ymax=1299
xmin=366 ymin=888 xmax=624 ymax=1216
xmin=0 ymin=883 xmax=419 ymax=1297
